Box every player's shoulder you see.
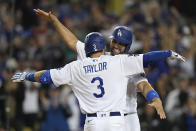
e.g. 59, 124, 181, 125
112, 54, 143, 63
128, 54, 140, 57
114, 54, 129, 57
112, 54, 130, 59
78, 57, 99, 65
77, 40, 85, 45
127, 53, 143, 60
76, 40, 85, 52
67, 59, 85, 67
105, 54, 129, 62
113, 53, 142, 57
105, 52, 111, 56
102, 54, 127, 59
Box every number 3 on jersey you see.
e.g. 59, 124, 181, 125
91, 77, 105, 98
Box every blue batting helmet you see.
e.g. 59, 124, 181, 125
85, 32, 106, 57
111, 26, 132, 52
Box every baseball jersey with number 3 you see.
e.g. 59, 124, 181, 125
50, 54, 144, 114
76, 40, 147, 113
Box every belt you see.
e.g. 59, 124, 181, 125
87, 112, 122, 117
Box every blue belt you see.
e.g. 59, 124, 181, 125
87, 112, 122, 117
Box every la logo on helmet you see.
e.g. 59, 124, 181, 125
117, 29, 122, 37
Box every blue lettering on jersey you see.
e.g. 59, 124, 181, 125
83, 62, 107, 74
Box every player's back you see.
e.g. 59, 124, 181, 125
50, 54, 144, 114
70, 55, 143, 114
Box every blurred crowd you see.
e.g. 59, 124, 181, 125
0, 0, 196, 131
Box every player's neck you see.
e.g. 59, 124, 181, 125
90, 51, 105, 58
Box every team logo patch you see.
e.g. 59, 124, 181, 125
93, 44, 98, 51
92, 59, 98, 62
117, 29, 122, 37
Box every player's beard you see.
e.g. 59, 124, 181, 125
111, 48, 124, 56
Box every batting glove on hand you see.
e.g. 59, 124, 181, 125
12, 72, 27, 82
170, 50, 185, 62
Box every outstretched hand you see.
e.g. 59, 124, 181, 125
33, 9, 56, 22
11, 72, 27, 82
170, 50, 185, 62
148, 98, 166, 119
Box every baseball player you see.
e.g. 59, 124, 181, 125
12, 32, 165, 131
33, 9, 185, 131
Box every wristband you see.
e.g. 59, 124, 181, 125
25, 73, 35, 82
146, 90, 160, 103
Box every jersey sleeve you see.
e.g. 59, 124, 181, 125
131, 73, 148, 86
50, 63, 72, 87
122, 54, 145, 76
76, 40, 87, 60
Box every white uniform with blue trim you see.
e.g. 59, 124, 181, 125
50, 47, 144, 131
76, 40, 147, 131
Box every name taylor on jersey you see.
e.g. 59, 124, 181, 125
83, 62, 107, 74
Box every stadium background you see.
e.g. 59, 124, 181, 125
0, 0, 195, 131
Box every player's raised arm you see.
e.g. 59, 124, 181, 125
137, 81, 166, 119
33, 9, 78, 53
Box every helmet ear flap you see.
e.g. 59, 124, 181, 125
125, 43, 131, 52
84, 35, 89, 44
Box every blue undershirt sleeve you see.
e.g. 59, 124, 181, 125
25, 73, 35, 82
143, 50, 171, 68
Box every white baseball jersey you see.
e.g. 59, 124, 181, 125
76, 40, 147, 114
50, 54, 144, 114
